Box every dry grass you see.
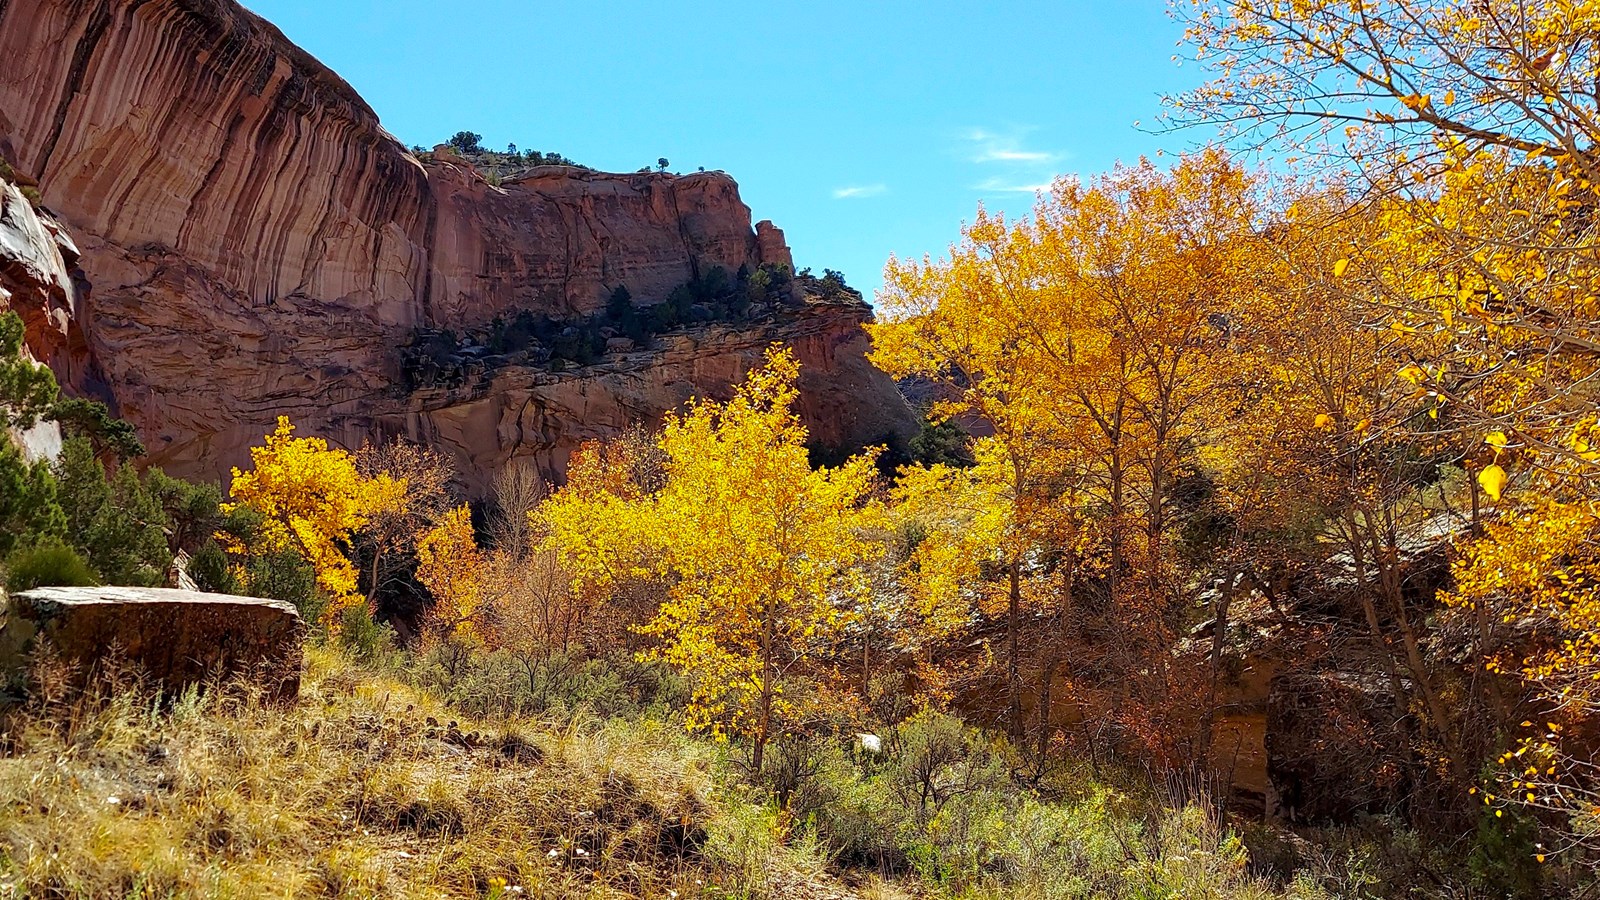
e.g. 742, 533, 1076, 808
0, 648, 1360, 900
0, 648, 772, 899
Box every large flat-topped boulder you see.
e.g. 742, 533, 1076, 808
0, 586, 305, 700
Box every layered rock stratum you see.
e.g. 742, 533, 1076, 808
0, 0, 914, 488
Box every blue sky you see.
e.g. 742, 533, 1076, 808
244, 0, 1208, 298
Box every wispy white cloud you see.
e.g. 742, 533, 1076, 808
960, 127, 1066, 198
971, 177, 1054, 194
980, 148, 1056, 163
963, 127, 1063, 166
832, 183, 887, 199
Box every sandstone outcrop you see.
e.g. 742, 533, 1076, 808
0, 586, 305, 699
0, 0, 912, 487
394, 294, 920, 492
0, 179, 75, 363
0, 171, 94, 460
754, 220, 795, 272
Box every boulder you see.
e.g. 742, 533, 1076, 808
0, 586, 305, 700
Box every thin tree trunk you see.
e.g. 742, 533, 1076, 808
753, 604, 776, 779
1199, 568, 1240, 760
1108, 444, 1125, 606
1343, 511, 1413, 713
1365, 518, 1453, 739
1008, 558, 1023, 742
1035, 655, 1062, 764
368, 547, 384, 605
862, 629, 872, 702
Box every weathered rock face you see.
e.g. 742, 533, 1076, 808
0, 172, 95, 460
0, 0, 910, 486
0, 180, 75, 361
0, 586, 305, 699
754, 220, 794, 272
393, 298, 920, 492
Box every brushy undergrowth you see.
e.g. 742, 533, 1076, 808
0, 648, 731, 898
0, 646, 1347, 899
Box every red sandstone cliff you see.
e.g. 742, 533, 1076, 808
0, 0, 913, 487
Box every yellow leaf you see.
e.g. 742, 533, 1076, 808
1479, 464, 1508, 501
1313, 413, 1333, 429
1333, 258, 1350, 278
1485, 431, 1509, 451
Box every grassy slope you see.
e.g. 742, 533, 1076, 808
0, 648, 1320, 900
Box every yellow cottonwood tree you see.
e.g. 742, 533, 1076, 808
535, 429, 665, 617
1178, 0, 1600, 843
1444, 498, 1600, 849
540, 348, 882, 774
888, 443, 1098, 749
355, 439, 454, 605
222, 416, 404, 623
870, 151, 1258, 757
415, 504, 488, 644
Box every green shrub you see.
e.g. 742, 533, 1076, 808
1467, 805, 1545, 899
0, 440, 64, 558
338, 604, 393, 660
399, 645, 688, 721
187, 541, 239, 594
4, 541, 98, 592
909, 418, 974, 468
53, 437, 169, 586
0, 311, 59, 430
244, 548, 323, 620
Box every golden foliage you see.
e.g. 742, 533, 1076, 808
355, 439, 455, 603
868, 150, 1262, 750
222, 417, 404, 622
415, 504, 488, 644
1178, 0, 1600, 850
539, 348, 881, 771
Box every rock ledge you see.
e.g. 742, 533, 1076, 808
1, 586, 305, 700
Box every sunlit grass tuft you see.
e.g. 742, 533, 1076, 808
0, 648, 734, 898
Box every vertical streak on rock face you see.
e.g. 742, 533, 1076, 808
34, 0, 113, 177
0, 0, 916, 488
